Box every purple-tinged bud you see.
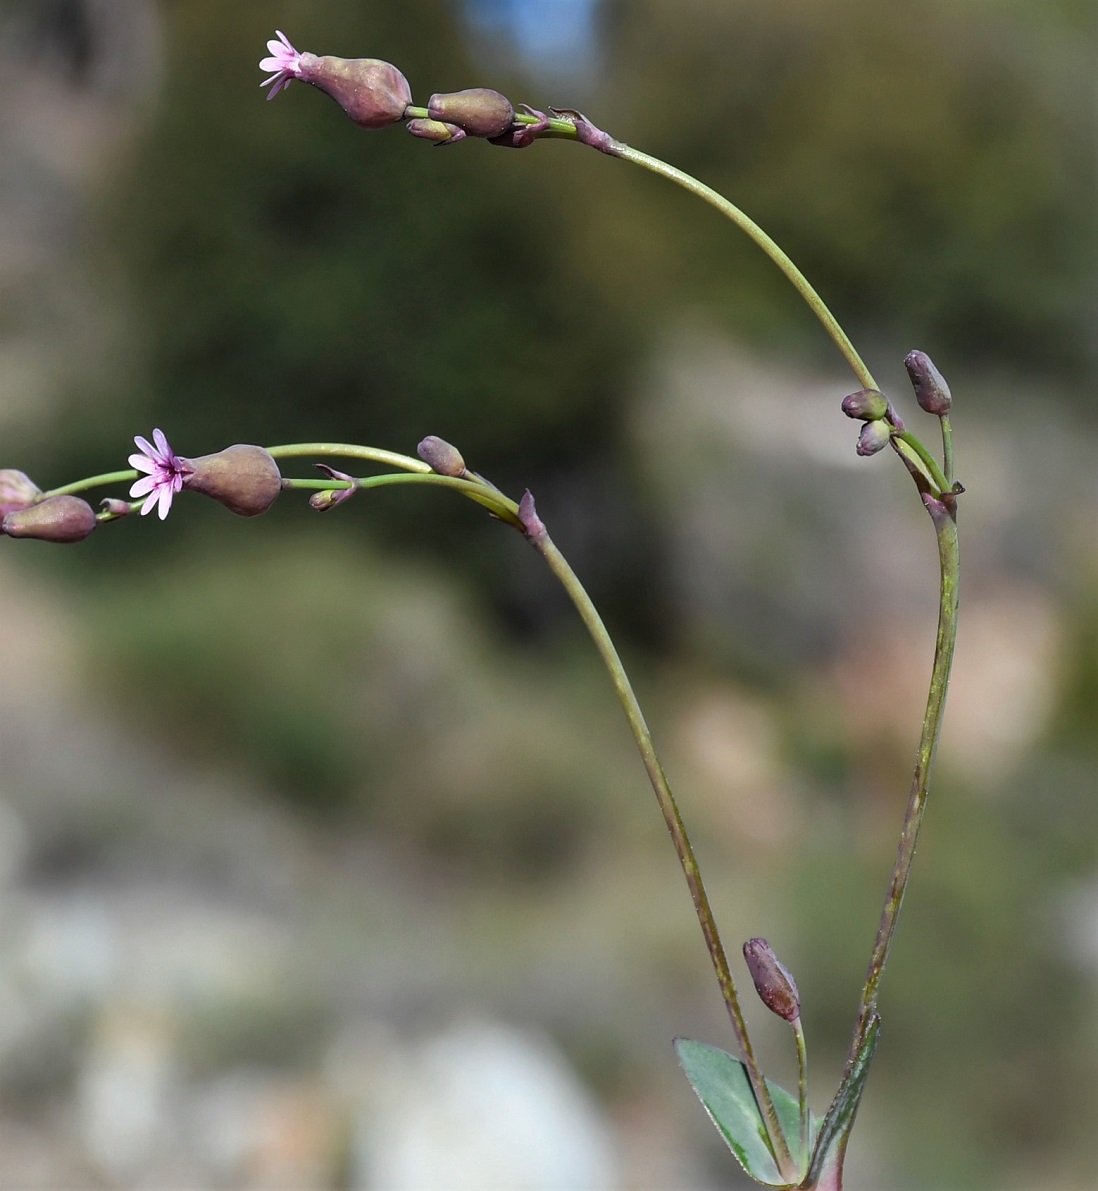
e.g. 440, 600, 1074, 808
182, 445, 282, 517
743, 938, 800, 1023
2, 495, 96, 543
406, 118, 466, 145
417, 436, 467, 477
841, 389, 889, 422
904, 350, 952, 416
309, 487, 355, 511
309, 464, 357, 511
489, 105, 550, 149
297, 55, 412, 129
0, 470, 42, 516
856, 419, 893, 457
99, 498, 134, 520
428, 89, 514, 139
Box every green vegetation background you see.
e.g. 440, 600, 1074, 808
3, 0, 1095, 1186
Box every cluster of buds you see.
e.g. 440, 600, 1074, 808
840, 387, 897, 457
841, 349, 951, 458
259, 31, 615, 154
1, 433, 282, 545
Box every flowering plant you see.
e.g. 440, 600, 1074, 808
0, 28, 963, 1190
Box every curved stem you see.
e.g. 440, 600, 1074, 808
528, 530, 796, 1181
265, 443, 430, 473
606, 144, 878, 394
851, 499, 959, 1052
44, 469, 137, 498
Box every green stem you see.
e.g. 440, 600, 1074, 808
894, 431, 949, 496
44, 469, 137, 498
851, 498, 959, 1052
606, 144, 878, 394
528, 529, 796, 1181
794, 1017, 809, 1168
939, 416, 955, 488
265, 443, 430, 473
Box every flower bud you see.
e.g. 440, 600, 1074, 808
428, 89, 514, 139
182, 445, 282, 517
0, 470, 42, 516
841, 389, 889, 422
417, 436, 467, 477
2, 495, 97, 543
309, 487, 355, 511
297, 55, 412, 129
856, 419, 893, 457
743, 938, 800, 1023
99, 498, 134, 520
904, 350, 952, 416
406, 118, 466, 145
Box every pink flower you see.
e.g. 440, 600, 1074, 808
259, 30, 306, 100
129, 429, 188, 520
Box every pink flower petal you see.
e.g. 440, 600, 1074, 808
130, 475, 157, 498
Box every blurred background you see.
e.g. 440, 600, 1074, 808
0, 0, 1095, 1187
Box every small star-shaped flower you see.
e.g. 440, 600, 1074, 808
259, 30, 306, 100
129, 429, 188, 520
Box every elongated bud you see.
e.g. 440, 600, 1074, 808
428, 89, 514, 139
856, 420, 893, 457
406, 118, 466, 145
904, 350, 952, 416
182, 445, 282, 517
841, 389, 889, 422
2, 495, 97, 543
299, 55, 412, 129
743, 938, 800, 1023
0, 470, 42, 516
417, 436, 467, 477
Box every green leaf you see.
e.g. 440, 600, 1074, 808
804, 1013, 881, 1189
675, 1037, 816, 1187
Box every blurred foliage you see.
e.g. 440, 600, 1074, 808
2, 1, 1093, 1187
596, 0, 1096, 378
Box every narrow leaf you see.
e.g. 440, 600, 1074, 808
804, 1013, 881, 1189
675, 1037, 816, 1187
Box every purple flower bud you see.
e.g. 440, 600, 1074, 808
840, 389, 889, 422
489, 106, 550, 149
182, 445, 282, 517
259, 32, 411, 130
743, 938, 800, 1023
856, 419, 893, 457
417, 436, 467, 477
0, 470, 42, 516
428, 89, 514, 139
904, 350, 952, 416
2, 495, 97, 543
99, 498, 134, 520
406, 118, 466, 145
